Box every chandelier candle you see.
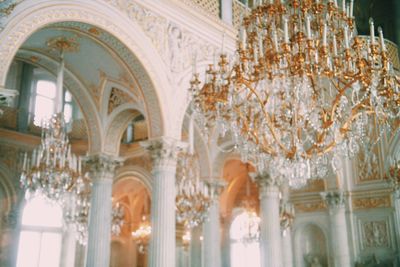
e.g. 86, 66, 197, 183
189, 0, 400, 188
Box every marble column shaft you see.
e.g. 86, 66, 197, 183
190, 225, 203, 267
141, 137, 184, 267
255, 174, 282, 267
281, 229, 294, 267
280, 183, 294, 267
393, 191, 400, 249
203, 180, 224, 267
321, 191, 351, 267
85, 154, 120, 267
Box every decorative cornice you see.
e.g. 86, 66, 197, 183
140, 137, 186, 170
84, 154, 122, 180
321, 191, 346, 209
352, 195, 391, 210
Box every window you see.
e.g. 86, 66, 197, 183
64, 91, 73, 124
230, 211, 261, 267
16, 195, 63, 267
33, 81, 56, 126
32, 80, 74, 126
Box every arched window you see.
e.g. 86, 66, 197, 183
230, 210, 261, 267
16, 195, 63, 267
32, 79, 74, 126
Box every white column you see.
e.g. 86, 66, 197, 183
203, 179, 225, 267
393, 190, 400, 262
221, 0, 233, 24
85, 154, 120, 267
141, 137, 184, 267
190, 226, 202, 267
280, 182, 294, 267
221, 220, 231, 267
281, 230, 293, 267
254, 173, 282, 267
280, 203, 294, 267
60, 223, 77, 267
321, 191, 351, 267
1, 204, 21, 267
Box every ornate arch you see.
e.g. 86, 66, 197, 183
114, 165, 153, 193
0, 0, 171, 142
15, 49, 102, 153
103, 108, 141, 155
0, 163, 17, 214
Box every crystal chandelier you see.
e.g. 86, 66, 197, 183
176, 116, 211, 228
240, 169, 261, 244
20, 38, 83, 201
132, 215, 151, 254
64, 174, 92, 245
190, 0, 400, 188
175, 152, 211, 228
239, 209, 261, 244
111, 202, 125, 236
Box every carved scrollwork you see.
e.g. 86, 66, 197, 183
321, 191, 345, 209
352, 196, 391, 210
140, 137, 185, 171
108, 87, 134, 114
84, 154, 122, 180
102, 0, 217, 75
362, 220, 389, 248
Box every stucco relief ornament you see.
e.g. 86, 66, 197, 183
140, 138, 185, 169
85, 154, 122, 179
0, 0, 23, 30
102, 0, 216, 76
363, 221, 389, 248
321, 191, 345, 208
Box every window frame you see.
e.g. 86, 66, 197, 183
30, 69, 75, 127
16, 196, 64, 267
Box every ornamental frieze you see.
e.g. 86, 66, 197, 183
352, 195, 391, 210
102, 0, 218, 75
294, 201, 326, 213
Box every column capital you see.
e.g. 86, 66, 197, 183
140, 136, 186, 169
204, 177, 226, 200
84, 154, 122, 181
320, 190, 345, 209
393, 189, 400, 199
250, 172, 281, 188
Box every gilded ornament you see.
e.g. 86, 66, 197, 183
352, 196, 391, 210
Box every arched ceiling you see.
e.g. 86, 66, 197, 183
19, 22, 143, 102
113, 177, 151, 234
220, 160, 259, 218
